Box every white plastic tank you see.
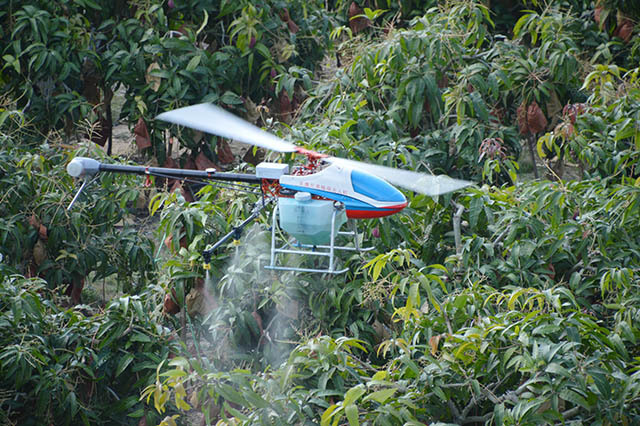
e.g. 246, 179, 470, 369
278, 192, 346, 245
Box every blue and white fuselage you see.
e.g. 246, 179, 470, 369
279, 163, 408, 219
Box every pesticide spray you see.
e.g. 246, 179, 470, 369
203, 222, 301, 366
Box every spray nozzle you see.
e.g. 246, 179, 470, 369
202, 248, 212, 270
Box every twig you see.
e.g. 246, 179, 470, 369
561, 406, 582, 421
451, 201, 465, 255
447, 398, 461, 421
443, 311, 454, 335
528, 134, 539, 179
461, 413, 493, 424
500, 373, 539, 404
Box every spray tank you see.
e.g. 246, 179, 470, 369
278, 192, 347, 245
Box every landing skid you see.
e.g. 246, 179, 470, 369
265, 204, 374, 274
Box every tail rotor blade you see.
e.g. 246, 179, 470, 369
327, 157, 472, 196
156, 103, 297, 153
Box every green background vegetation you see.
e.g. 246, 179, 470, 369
1, 0, 639, 424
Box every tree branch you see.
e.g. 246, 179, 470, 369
461, 412, 493, 424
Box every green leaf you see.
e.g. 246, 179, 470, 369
532, 324, 560, 336
186, 55, 201, 72
433, 386, 447, 402
220, 91, 243, 105
494, 403, 505, 425
254, 42, 271, 59
241, 388, 269, 409
363, 388, 397, 404
343, 385, 366, 406
559, 388, 590, 410
608, 333, 629, 360
223, 401, 248, 421
469, 195, 483, 229
545, 362, 570, 378
470, 92, 488, 122
116, 353, 135, 377
321, 404, 339, 426
345, 404, 359, 426
218, 383, 248, 407
127, 407, 145, 418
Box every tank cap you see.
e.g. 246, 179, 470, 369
294, 191, 312, 201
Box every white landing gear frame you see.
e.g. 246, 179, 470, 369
264, 203, 374, 274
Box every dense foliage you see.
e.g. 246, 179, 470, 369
0, 0, 337, 163
0, 109, 155, 296
0, 273, 176, 425
1, 0, 640, 425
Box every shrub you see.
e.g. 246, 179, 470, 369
0, 273, 177, 425
0, 110, 155, 297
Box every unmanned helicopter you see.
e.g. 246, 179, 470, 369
67, 103, 471, 274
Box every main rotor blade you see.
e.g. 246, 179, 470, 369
327, 157, 472, 196
157, 104, 471, 195
156, 103, 297, 153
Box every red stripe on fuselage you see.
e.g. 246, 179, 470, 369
346, 202, 407, 219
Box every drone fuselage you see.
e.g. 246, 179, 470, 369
67, 156, 408, 219
278, 163, 407, 219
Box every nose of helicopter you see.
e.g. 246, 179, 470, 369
346, 169, 407, 218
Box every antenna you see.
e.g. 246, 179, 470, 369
66, 178, 92, 210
